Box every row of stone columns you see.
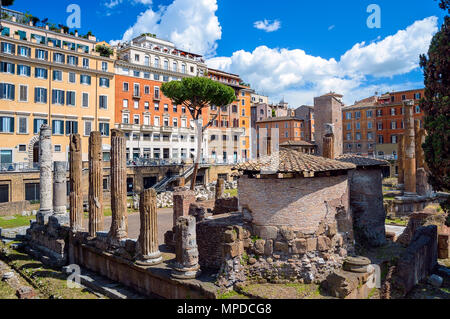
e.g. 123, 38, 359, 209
39, 126, 200, 279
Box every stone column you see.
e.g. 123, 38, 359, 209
171, 215, 201, 279
215, 178, 225, 199
38, 124, 53, 224
88, 132, 104, 237
108, 129, 128, 244
323, 134, 335, 160
398, 135, 405, 185
53, 162, 67, 215
136, 188, 162, 265
69, 134, 83, 231
414, 120, 425, 169
403, 101, 416, 194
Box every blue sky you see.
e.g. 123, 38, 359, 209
6, 0, 447, 105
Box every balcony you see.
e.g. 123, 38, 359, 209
118, 123, 141, 131
141, 125, 154, 132
153, 95, 161, 101
161, 126, 174, 133
133, 92, 141, 99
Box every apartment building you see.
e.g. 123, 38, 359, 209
0, 8, 115, 166
294, 105, 315, 143
342, 89, 425, 159
206, 68, 251, 163
255, 116, 305, 156
114, 34, 207, 163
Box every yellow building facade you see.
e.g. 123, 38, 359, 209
0, 16, 115, 166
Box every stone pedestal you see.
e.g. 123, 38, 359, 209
172, 188, 196, 229
53, 162, 67, 215
136, 188, 162, 266
403, 101, 416, 194
215, 178, 225, 199
69, 134, 83, 232
108, 129, 128, 245
172, 216, 201, 279
88, 132, 104, 237
38, 124, 53, 222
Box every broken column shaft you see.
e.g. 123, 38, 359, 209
39, 124, 53, 217
108, 129, 128, 244
323, 134, 335, 160
69, 134, 83, 232
215, 178, 225, 199
136, 188, 162, 265
403, 101, 416, 194
53, 161, 67, 215
398, 135, 405, 185
88, 131, 104, 237
172, 215, 201, 279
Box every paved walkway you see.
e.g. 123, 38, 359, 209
100, 208, 173, 243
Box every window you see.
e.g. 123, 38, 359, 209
144, 86, 150, 95
123, 82, 129, 92
144, 72, 150, 79
173, 118, 178, 127
391, 135, 398, 144
67, 55, 78, 66
377, 109, 382, 116
367, 132, 373, 140
53, 70, 63, 81
35, 68, 48, 79
52, 89, 65, 105
154, 103, 159, 111
164, 60, 168, 70
401, 95, 406, 101
356, 133, 361, 141
99, 123, 110, 137
143, 115, 150, 126
35, 49, 48, 60
181, 118, 187, 128
84, 121, 92, 136
134, 101, 139, 109
133, 70, 140, 77
133, 84, 140, 97
181, 64, 186, 73
19, 85, 28, 102
1, 42, 15, 54
173, 105, 178, 113
52, 120, 64, 135
0, 62, 14, 74
133, 115, 140, 125
18, 45, 30, 57
164, 104, 169, 112
366, 110, 373, 118
53, 53, 65, 63
65, 121, 78, 135
17, 65, 31, 77
391, 108, 396, 116
54, 145, 62, 152
123, 99, 128, 108
154, 116, 160, 127
163, 75, 169, 82
99, 95, 108, 109
82, 93, 89, 108
355, 111, 361, 119
18, 117, 27, 134
164, 118, 169, 127
346, 123, 351, 130
356, 122, 361, 130
0, 150, 12, 165
69, 72, 76, 83
415, 105, 421, 114
34, 88, 47, 103
144, 102, 149, 110
135, 54, 140, 62
154, 74, 160, 81
346, 112, 352, 120
391, 121, 397, 129
415, 93, 421, 100
18, 144, 26, 152
0, 117, 14, 133
66, 91, 76, 106
367, 122, 373, 129
377, 122, 383, 130
122, 113, 129, 124
154, 87, 160, 99
80, 74, 91, 85
99, 78, 110, 88
82, 58, 89, 68
33, 119, 47, 134
102, 62, 108, 72
0, 83, 14, 100
173, 62, 177, 72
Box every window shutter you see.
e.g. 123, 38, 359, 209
65, 121, 70, 135
11, 44, 15, 54
9, 117, 14, 133
10, 85, 15, 100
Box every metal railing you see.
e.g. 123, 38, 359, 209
0, 162, 40, 172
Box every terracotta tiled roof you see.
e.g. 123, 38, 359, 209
280, 140, 316, 147
336, 154, 389, 167
235, 149, 356, 174
256, 116, 301, 124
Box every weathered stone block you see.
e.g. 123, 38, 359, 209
264, 240, 273, 256
280, 226, 295, 241
293, 239, 307, 254
306, 238, 317, 252
255, 226, 278, 240
223, 230, 237, 243
274, 241, 289, 254
223, 242, 241, 258
317, 236, 332, 251
254, 239, 266, 255
327, 223, 337, 237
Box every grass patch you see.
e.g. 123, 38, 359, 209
385, 218, 408, 226
218, 290, 248, 299
0, 215, 35, 229
83, 208, 138, 219
383, 196, 396, 201
225, 189, 238, 197
0, 279, 18, 299
0, 243, 103, 299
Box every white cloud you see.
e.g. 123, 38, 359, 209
254, 19, 281, 32
328, 25, 335, 31
113, 0, 221, 57
207, 17, 438, 106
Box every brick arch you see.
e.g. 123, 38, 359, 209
27, 135, 40, 165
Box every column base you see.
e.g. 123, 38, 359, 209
37, 210, 53, 225
136, 252, 163, 266
171, 264, 201, 280
53, 206, 67, 215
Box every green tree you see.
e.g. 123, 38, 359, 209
95, 44, 114, 58
2, 0, 15, 6
162, 77, 236, 190
419, 0, 450, 222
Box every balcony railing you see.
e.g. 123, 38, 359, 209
0, 162, 40, 172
